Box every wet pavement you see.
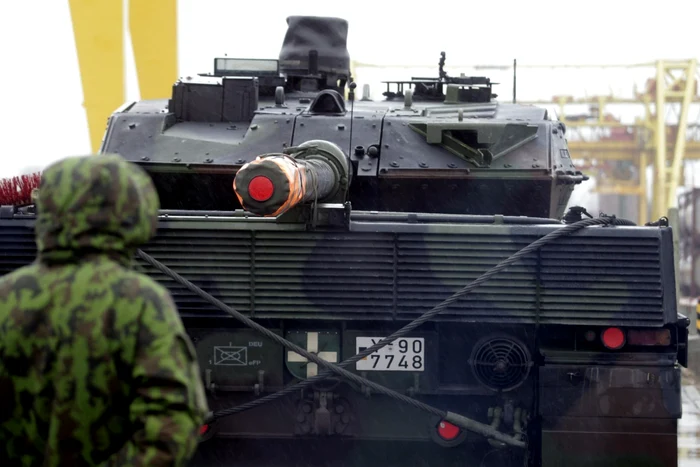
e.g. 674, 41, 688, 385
681, 364, 700, 466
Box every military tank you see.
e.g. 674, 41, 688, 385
0, 15, 689, 467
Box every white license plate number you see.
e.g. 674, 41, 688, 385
355, 337, 425, 372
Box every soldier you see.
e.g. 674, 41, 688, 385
0, 154, 209, 465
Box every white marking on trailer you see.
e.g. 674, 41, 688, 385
287, 332, 338, 378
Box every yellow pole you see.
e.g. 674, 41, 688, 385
667, 59, 697, 210
129, 0, 179, 99
652, 61, 667, 219
68, 0, 124, 153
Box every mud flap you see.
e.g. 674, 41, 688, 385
540, 364, 680, 467
541, 417, 676, 467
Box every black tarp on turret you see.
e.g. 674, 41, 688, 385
278, 16, 350, 76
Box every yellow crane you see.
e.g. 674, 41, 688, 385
68, 0, 178, 154
512, 61, 700, 224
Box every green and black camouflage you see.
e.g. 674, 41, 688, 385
0, 154, 209, 466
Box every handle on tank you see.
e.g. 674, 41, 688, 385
554, 170, 589, 185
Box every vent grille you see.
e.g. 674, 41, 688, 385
396, 234, 664, 326
470, 335, 532, 392
0, 223, 665, 326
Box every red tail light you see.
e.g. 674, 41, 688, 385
437, 420, 460, 441
627, 329, 671, 346
199, 424, 210, 436
601, 327, 626, 350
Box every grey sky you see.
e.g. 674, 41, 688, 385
0, 0, 698, 178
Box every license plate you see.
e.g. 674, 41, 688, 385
355, 337, 425, 372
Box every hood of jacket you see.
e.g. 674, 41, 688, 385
34, 153, 160, 266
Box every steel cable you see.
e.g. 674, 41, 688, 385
211, 215, 633, 417
136, 214, 632, 447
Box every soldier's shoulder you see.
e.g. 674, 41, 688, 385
120, 264, 164, 289
120, 266, 174, 303
117, 266, 180, 323
0, 262, 42, 297
0, 261, 42, 280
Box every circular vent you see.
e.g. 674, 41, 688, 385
469, 335, 532, 392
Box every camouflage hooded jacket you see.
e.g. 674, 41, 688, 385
0, 154, 209, 466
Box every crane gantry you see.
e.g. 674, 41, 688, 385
514, 61, 700, 224
68, 0, 178, 154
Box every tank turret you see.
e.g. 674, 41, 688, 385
99, 15, 588, 220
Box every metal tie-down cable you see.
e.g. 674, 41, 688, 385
137, 214, 634, 449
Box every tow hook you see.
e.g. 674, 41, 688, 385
487, 406, 504, 448
314, 392, 332, 435
487, 405, 528, 448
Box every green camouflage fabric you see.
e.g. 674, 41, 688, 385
0, 154, 209, 466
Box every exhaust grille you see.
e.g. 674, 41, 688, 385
0, 221, 668, 326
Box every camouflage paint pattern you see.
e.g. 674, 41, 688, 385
0, 154, 208, 466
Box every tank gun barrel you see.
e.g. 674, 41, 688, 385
233, 140, 351, 217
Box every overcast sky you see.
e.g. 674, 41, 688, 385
0, 0, 698, 178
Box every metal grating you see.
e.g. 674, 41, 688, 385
396, 234, 663, 326
0, 223, 665, 326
